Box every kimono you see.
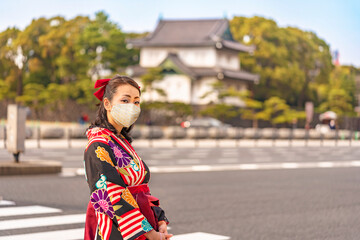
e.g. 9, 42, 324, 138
83, 127, 169, 240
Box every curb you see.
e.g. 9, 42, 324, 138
0, 160, 62, 176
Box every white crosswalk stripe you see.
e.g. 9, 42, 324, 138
172, 232, 230, 240
0, 205, 61, 217
0, 200, 15, 206
0, 201, 229, 239
0, 214, 86, 231
0, 200, 85, 239
0, 228, 84, 240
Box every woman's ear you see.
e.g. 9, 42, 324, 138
103, 98, 111, 111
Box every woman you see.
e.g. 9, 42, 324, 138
84, 75, 172, 240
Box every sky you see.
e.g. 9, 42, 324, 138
0, 0, 359, 67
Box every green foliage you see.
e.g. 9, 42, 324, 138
141, 67, 164, 91
199, 103, 238, 122
318, 88, 354, 117
0, 79, 15, 101
140, 67, 166, 101
256, 97, 306, 125
200, 81, 229, 102
1, 12, 358, 123
314, 66, 356, 117
15, 83, 46, 118
230, 16, 333, 107
0, 11, 140, 117
0, 27, 21, 97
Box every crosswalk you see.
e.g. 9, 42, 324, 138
0, 200, 230, 240
0, 200, 85, 240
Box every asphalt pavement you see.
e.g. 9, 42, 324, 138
1, 140, 360, 239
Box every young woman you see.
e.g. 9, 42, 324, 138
84, 75, 172, 240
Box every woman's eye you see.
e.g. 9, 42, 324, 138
135, 101, 140, 105
121, 99, 129, 103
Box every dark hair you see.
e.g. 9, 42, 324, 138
88, 75, 141, 143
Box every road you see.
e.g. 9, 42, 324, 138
1, 143, 360, 239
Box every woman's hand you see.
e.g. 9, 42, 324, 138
144, 229, 173, 240
158, 221, 172, 239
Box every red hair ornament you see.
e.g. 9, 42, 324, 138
93, 78, 141, 101
93, 78, 111, 101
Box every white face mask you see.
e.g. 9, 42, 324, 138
110, 103, 141, 128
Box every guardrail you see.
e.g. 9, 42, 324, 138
0, 125, 359, 149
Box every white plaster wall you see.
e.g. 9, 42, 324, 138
140, 48, 168, 67
177, 48, 216, 68
135, 75, 249, 106
216, 51, 240, 70
192, 77, 219, 105
134, 75, 191, 103
139, 47, 243, 71
139, 47, 217, 68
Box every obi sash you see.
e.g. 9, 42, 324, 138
128, 184, 160, 231
84, 183, 159, 240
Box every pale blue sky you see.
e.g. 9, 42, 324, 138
0, 0, 359, 67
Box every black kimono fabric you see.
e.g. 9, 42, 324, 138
84, 127, 168, 240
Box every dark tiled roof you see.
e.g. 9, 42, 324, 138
126, 54, 259, 83
127, 19, 254, 53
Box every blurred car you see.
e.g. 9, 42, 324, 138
180, 117, 231, 128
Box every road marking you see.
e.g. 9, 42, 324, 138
318, 162, 334, 168
192, 165, 212, 171
239, 164, 259, 170
65, 160, 360, 175
0, 200, 15, 206
0, 205, 61, 217
172, 232, 230, 240
149, 160, 360, 173
282, 163, 299, 169
0, 228, 84, 240
0, 214, 85, 230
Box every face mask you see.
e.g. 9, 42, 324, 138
110, 103, 141, 128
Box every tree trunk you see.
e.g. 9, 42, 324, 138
16, 69, 23, 96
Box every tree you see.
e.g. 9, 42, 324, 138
318, 89, 354, 117
256, 97, 305, 126
15, 83, 46, 119
230, 16, 333, 107
140, 67, 166, 101
199, 103, 238, 122
315, 66, 356, 117
0, 27, 22, 98
200, 80, 229, 103
230, 89, 263, 128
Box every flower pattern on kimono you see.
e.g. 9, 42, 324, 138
95, 146, 114, 167
95, 174, 107, 189
91, 189, 115, 219
122, 188, 139, 208
108, 140, 131, 168
141, 219, 153, 232
130, 159, 140, 172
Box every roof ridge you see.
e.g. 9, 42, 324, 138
143, 19, 166, 41
157, 18, 225, 22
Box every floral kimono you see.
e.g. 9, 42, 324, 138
84, 127, 169, 240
